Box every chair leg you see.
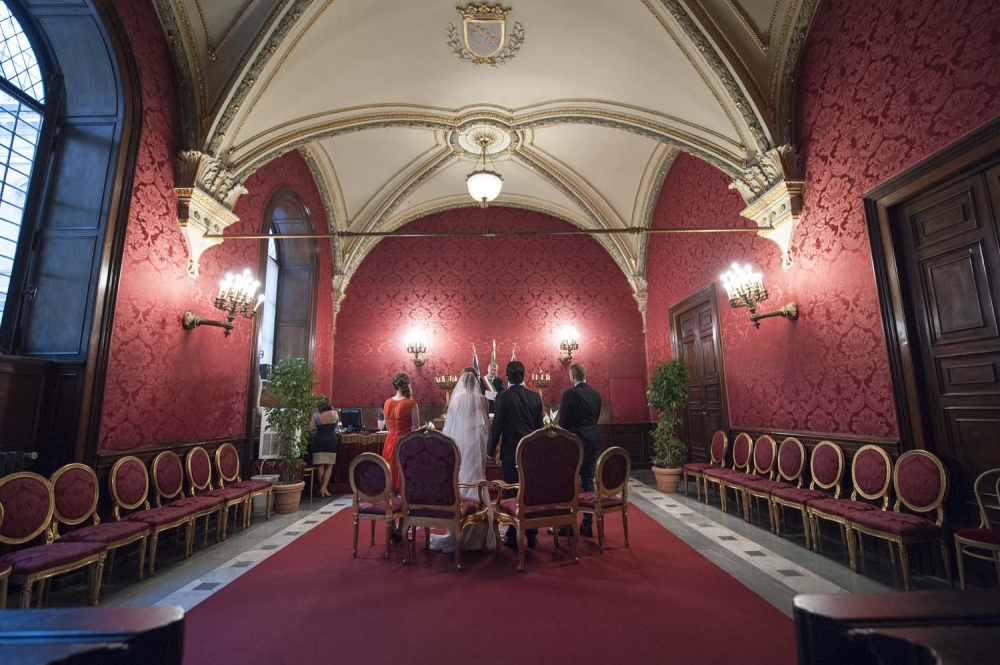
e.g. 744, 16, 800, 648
493, 519, 502, 558
570, 521, 580, 564
940, 537, 953, 588
517, 526, 526, 572
811, 515, 821, 552
846, 527, 859, 572
383, 518, 392, 560
20, 581, 34, 609
220, 508, 229, 541
37, 578, 48, 607
623, 508, 629, 548
683, 470, 689, 496
137, 536, 147, 582
454, 524, 463, 572
424, 527, 430, 551
899, 541, 912, 590
184, 520, 195, 558
265, 489, 272, 520
0, 573, 7, 609
107, 548, 116, 576
955, 541, 966, 590
370, 520, 376, 546
88, 555, 106, 607
148, 531, 160, 576
719, 485, 728, 513
597, 515, 606, 553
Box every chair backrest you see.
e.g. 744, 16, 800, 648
0, 472, 54, 545
971, 468, 1000, 530
776, 437, 806, 487
109, 456, 151, 519
596, 447, 630, 500
709, 431, 728, 467
731, 432, 753, 472
152, 451, 186, 506
893, 450, 947, 524
809, 441, 845, 497
186, 446, 215, 494
516, 427, 583, 508
850, 445, 893, 509
397, 430, 460, 510
350, 453, 392, 505
50, 464, 99, 530
752, 435, 777, 478
215, 443, 242, 485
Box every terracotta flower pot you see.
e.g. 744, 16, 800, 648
273, 481, 305, 514
652, 466, 682, 493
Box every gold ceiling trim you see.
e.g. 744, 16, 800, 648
298, 145, 343, 275
768, 0, 800, 104
170, 0, 207, 127
722, 0, 781, 52
193, 0, 259, 61
634, 145, 679, 278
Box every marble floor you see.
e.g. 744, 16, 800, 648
40, 474, 954, 617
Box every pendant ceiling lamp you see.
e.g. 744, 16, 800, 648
466, 134, 503, 207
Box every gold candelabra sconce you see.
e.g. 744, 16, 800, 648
531, 372, 551, 402
435, 374, 458, 415
183, 268, 263, 337
720, 262, 799, 329
558, 327, 579, 364
406, 341, 427, 366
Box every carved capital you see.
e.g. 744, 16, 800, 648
740, 179, 804, 268
331, 273, 349, 334
175, 151, 248, 277
631, 274, 648, 333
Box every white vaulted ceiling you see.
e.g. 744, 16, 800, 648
156, 0, 820, 282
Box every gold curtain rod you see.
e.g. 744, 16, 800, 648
204, 225, 771, 240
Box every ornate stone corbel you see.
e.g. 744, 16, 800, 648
175, 150, 248, 277
331, 272, 349, 335
630, 275, 648, 333
731, 145, 803, 268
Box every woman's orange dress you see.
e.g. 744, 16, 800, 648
381, 397, 416, 490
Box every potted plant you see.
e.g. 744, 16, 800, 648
263, 356, 318, 513
647, 360, 691, 492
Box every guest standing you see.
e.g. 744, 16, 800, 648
488, 360, 543, 548
381, 371, 421, 491
309, 399, 340, 498
558, 363, 603, 537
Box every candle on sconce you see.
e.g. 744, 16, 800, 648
545, 373, 550, 381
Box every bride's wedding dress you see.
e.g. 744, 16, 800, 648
429, 371, 497, 554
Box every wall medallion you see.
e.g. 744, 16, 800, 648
447, 3, 524, 67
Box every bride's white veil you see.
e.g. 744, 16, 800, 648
443, 370, 488, 470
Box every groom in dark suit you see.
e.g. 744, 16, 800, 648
558, 363, 603, 538
488, 360, 543, 548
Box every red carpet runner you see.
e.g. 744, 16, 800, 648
184, 506, 796, 664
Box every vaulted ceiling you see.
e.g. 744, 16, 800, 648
155, 0, 820, 289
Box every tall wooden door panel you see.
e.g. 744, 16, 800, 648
894, 166, 1000, 498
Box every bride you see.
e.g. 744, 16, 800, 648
430, 368, 496, 554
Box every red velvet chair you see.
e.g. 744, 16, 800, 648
0, 504, 11, 609
397, 430, 491, 571
349, 452, 402, 560
731, 435, 778, 523
493, 427, 583, 572
737, 436, 807, 532
109, 456, 195, 576
954, 468, 1000, 589
0, 473, 107, 608
848, 449, 952, 590
770, 440, 844, 549
578, 446, 630, 553
152, 452, 225, 546
682, 431, 727, 502
807, 445, 892, 568
50, 463, 149, 582
214, 442, 270, 529
185, 446, 252, 540
703, 432, 753, 515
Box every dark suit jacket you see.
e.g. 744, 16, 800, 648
558, 382, 603, 456
488, 384, 543, 466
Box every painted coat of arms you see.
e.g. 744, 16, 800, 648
447, 3, 524, 67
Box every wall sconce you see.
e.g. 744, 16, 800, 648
404, 331, 427, 366
558, 327, 579, 364
720, 262, 799, 328
183, 268, 263, 337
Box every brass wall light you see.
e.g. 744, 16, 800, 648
405, 331, 428, 366
183, 268, 263, 337
558, 327, 579, 364
720, 262, 799, 328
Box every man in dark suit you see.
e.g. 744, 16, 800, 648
480, 362, 505, 414
558, 363, 603, 538
488, 360, 543, 548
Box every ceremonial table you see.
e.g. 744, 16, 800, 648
331, 431, 387, 494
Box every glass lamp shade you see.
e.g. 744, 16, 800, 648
466, 169, 503, 204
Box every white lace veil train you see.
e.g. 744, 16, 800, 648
443, 370, 489, 498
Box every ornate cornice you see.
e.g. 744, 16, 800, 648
153, 0, 201, 147
774, 0, 821, 145
635, 146, 679, 277
298, 146, 342, 275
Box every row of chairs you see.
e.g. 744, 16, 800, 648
349, 427, 631, 572
0, 443, 272, 609
684, 432, 1000, 589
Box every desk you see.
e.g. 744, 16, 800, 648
331, 432, 387, 494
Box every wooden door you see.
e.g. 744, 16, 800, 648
892, 163, 1000, 500
671, 285, 728, 462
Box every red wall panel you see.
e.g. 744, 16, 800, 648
331, 208, 647, 418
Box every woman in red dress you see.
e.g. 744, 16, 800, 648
381, 371, 421, 491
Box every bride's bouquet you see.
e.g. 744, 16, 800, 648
542, 409, 559, 428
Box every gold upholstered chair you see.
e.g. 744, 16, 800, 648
186, 446, 250, 541
578, 446, 630, 553
703, 432, 753, 514
954, 468, 1000, 589
214, 442, 273, 528
152, 451, 225, 547
770, 440, 845, 549
682, 430, 727, 502
492, 427, 583, 572
349, 452, 402, 559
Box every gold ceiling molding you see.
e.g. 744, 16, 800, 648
634, 145, 679, 278
193, 0, 259, 61
772, 0, 820, 146
722, 0, 782, 52
153, 0, 202, 147
298, 145, 344, 276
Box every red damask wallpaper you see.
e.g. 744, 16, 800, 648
645, 0, 1000, 437
331, 208, 647, 418
99, 1, 332, 449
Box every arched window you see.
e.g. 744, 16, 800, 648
257, 234, 279, 372
0, 0, 47, 328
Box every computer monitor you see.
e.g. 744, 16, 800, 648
339, 408, 362, 432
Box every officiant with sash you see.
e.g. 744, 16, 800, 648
475, 342, 505, 414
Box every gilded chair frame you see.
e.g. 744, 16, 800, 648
578, 446, 630, 553
0, 504, 8, 609
770, 437, 829, 548
741, 435, 778, 524
109, 456, 194, 576
396, 431, 491, 571
153, 451, 223, 546
492, 427, 584, 572
955, 468, 1000, 589
213, 443, 254, 531
50, 463, 148, 582
705, 432, 748, 509
848, 450, 951, 590
349, 452, 402, 560
807, 445, 891, 567
186, 446, 244, 541
0, 473, 106, 608
683, 431, 727, 502
717, 433, 754, 515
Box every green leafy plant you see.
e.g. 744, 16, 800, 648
263, 356, 318, 484
647, 360, 691, 468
